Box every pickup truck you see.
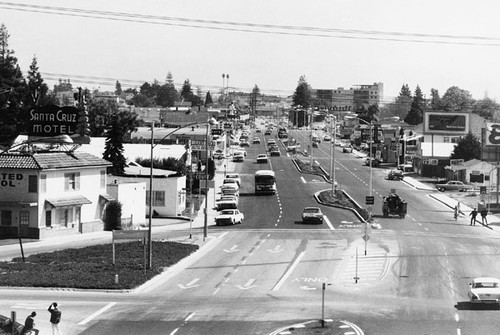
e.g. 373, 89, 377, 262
435, 181, 474, 192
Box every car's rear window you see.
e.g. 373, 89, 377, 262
474, 282, 499, 288
304, 208, 320, 213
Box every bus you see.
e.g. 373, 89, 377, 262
255, 170, 276, 195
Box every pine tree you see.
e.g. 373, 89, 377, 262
404, 85, 425, 125
103, 113, 127, 175
115, 81, 122, 95
204, 91, 213, 107
292, 76, 311, 108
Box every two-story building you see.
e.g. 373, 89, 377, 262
0, 151, 112, 239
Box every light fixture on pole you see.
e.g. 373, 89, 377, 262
203, 117, 219, 241
147, 119, 217, 269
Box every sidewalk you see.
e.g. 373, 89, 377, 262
403, 176, 500, 232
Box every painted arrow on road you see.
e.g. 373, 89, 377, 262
223, 245, 239, 253
267, 245, 284, 253
236, 278, 257, 290
177, 278, 200, 289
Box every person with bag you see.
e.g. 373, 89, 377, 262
48, 302, 62, 335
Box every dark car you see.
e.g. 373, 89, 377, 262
270, 148, 281, 156
387, 169, 404, 180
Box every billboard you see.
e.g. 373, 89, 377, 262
424, 112, 469, 135
28, 105, 80, 137
485, 123, 500, 146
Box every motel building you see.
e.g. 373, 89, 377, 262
0, 145, 113, 240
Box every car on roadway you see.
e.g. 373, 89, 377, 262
252, 137, 261, 144
264, 129, 272, 135
468, 277, 500, 304
215, 209, 244, 226
221, 183, 239, 196
387, 169, 404, 181
215, 197, 238, 211
364, 157, 381, 167
435, 181, 474, 192
225, 173, 241, 186
239, 139, 250, 147
256, 128, 262, 133
323, 135, 331, 141
256, 154, 269, 163
312, 141, 319, 148
267, 139, 276, 146
213, 149, 226, 160
223, 178, 239, 189
233, 151, 245, 162
342, 144, 353, 153
302, 207, 324, 224
270, 148, 281, 156
397, 163, 413, 172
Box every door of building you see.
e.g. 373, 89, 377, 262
19, 211, 30, 237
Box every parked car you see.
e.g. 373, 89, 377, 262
435, 181, 474, 192
364, 157, 381, 167
397, 163, 413, 172
302, 207, 324, 224
256, 128, 262, 133
215, 209, 244, 226
312, 142, 318, 148
217, 195, 239, 204
252, 137, 261, 144
387, 170, 404, 180
256, 154, 269, 163
323, 135, 331, 141
225, 173, 241, 186
286, 143, 301, 152
468, 277, 500, 304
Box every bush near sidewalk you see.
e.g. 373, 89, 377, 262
0, 241, 198, 290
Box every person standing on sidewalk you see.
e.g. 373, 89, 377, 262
470, 208, 478, 225
480, 208, 488, 226
48, 302, 62, 335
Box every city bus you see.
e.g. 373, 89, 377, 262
254, 170, 276, 195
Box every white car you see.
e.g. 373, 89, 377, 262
252, 137, 261, 144
468, 277, 500, 304
221, 183, 239, 196
215, 198, 238, 211
223, 178, 239, 189
215, 209, 244, 226
225, 173, 241, 186
256, 154, 269, 163
213, 149, 225, 159
302, 207, 324, 224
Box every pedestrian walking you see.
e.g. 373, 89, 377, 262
470, 208, 478, 226
481, 208, 488, 226
21, 311, 38, 335
48, 302, 62, 335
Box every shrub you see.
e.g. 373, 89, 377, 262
103, 200, 122, 231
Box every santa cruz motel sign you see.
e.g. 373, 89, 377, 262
28, 105, 79, 137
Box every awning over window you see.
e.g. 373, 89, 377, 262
45, 196, 91, 208
99, 194, 116, 203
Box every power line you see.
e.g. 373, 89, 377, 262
2, 2, 500, 46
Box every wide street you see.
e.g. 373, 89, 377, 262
2, 125, 500, 334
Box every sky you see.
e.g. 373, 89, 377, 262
2, 0, 500, 103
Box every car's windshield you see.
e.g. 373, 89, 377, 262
474, 282, 499, 288
221, 210, 235, 215
304, 208, 320, 213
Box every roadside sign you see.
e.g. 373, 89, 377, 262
480, 186, 487, 195
362, 234, 370, 242
366, 196, 374, 205
212, 128, 223, 135
199, 180, 215, 188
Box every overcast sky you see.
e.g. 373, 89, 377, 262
2, 0, 500, 103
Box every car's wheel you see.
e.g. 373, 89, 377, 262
438, 187, 445, 192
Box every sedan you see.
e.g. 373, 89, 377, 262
270, 148, 281, 156
302, 207, 324, 224
468, 277, 500, 304
215, 209, 244, 226
435, 181, 474, 192
256, 154, 269, 163
252, 137, 261, 144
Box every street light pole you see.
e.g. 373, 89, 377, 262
147, 121, 154, 269
203, 123, 209, 241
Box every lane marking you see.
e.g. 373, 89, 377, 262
170, 328, 179, 335
300, 176, 306, 183
324, 216, 335, 230
272, 251, 305, 291
78, 302, 117, 325
184, 312, 195, 321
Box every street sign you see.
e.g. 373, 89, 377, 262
366, 196, 374, 205
480, 186, 487, 195
362, 234, 370, 242
192, 172, 206, 180
199, 180, 215, 188
212, 128, 223, 135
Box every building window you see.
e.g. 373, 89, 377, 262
45, 210, 52, 227
40, 174, 47, 193
1, 210, 12, 226
64, 172, 80, 191
443, 137, 450, 143
28, 175, 37, 193
146, 191, 166, 207
20, 211, 29, 226
100, 170, 106, 188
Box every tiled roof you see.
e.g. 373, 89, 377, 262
0, 152, 112, 170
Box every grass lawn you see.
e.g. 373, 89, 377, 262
0, 241, 198, 290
